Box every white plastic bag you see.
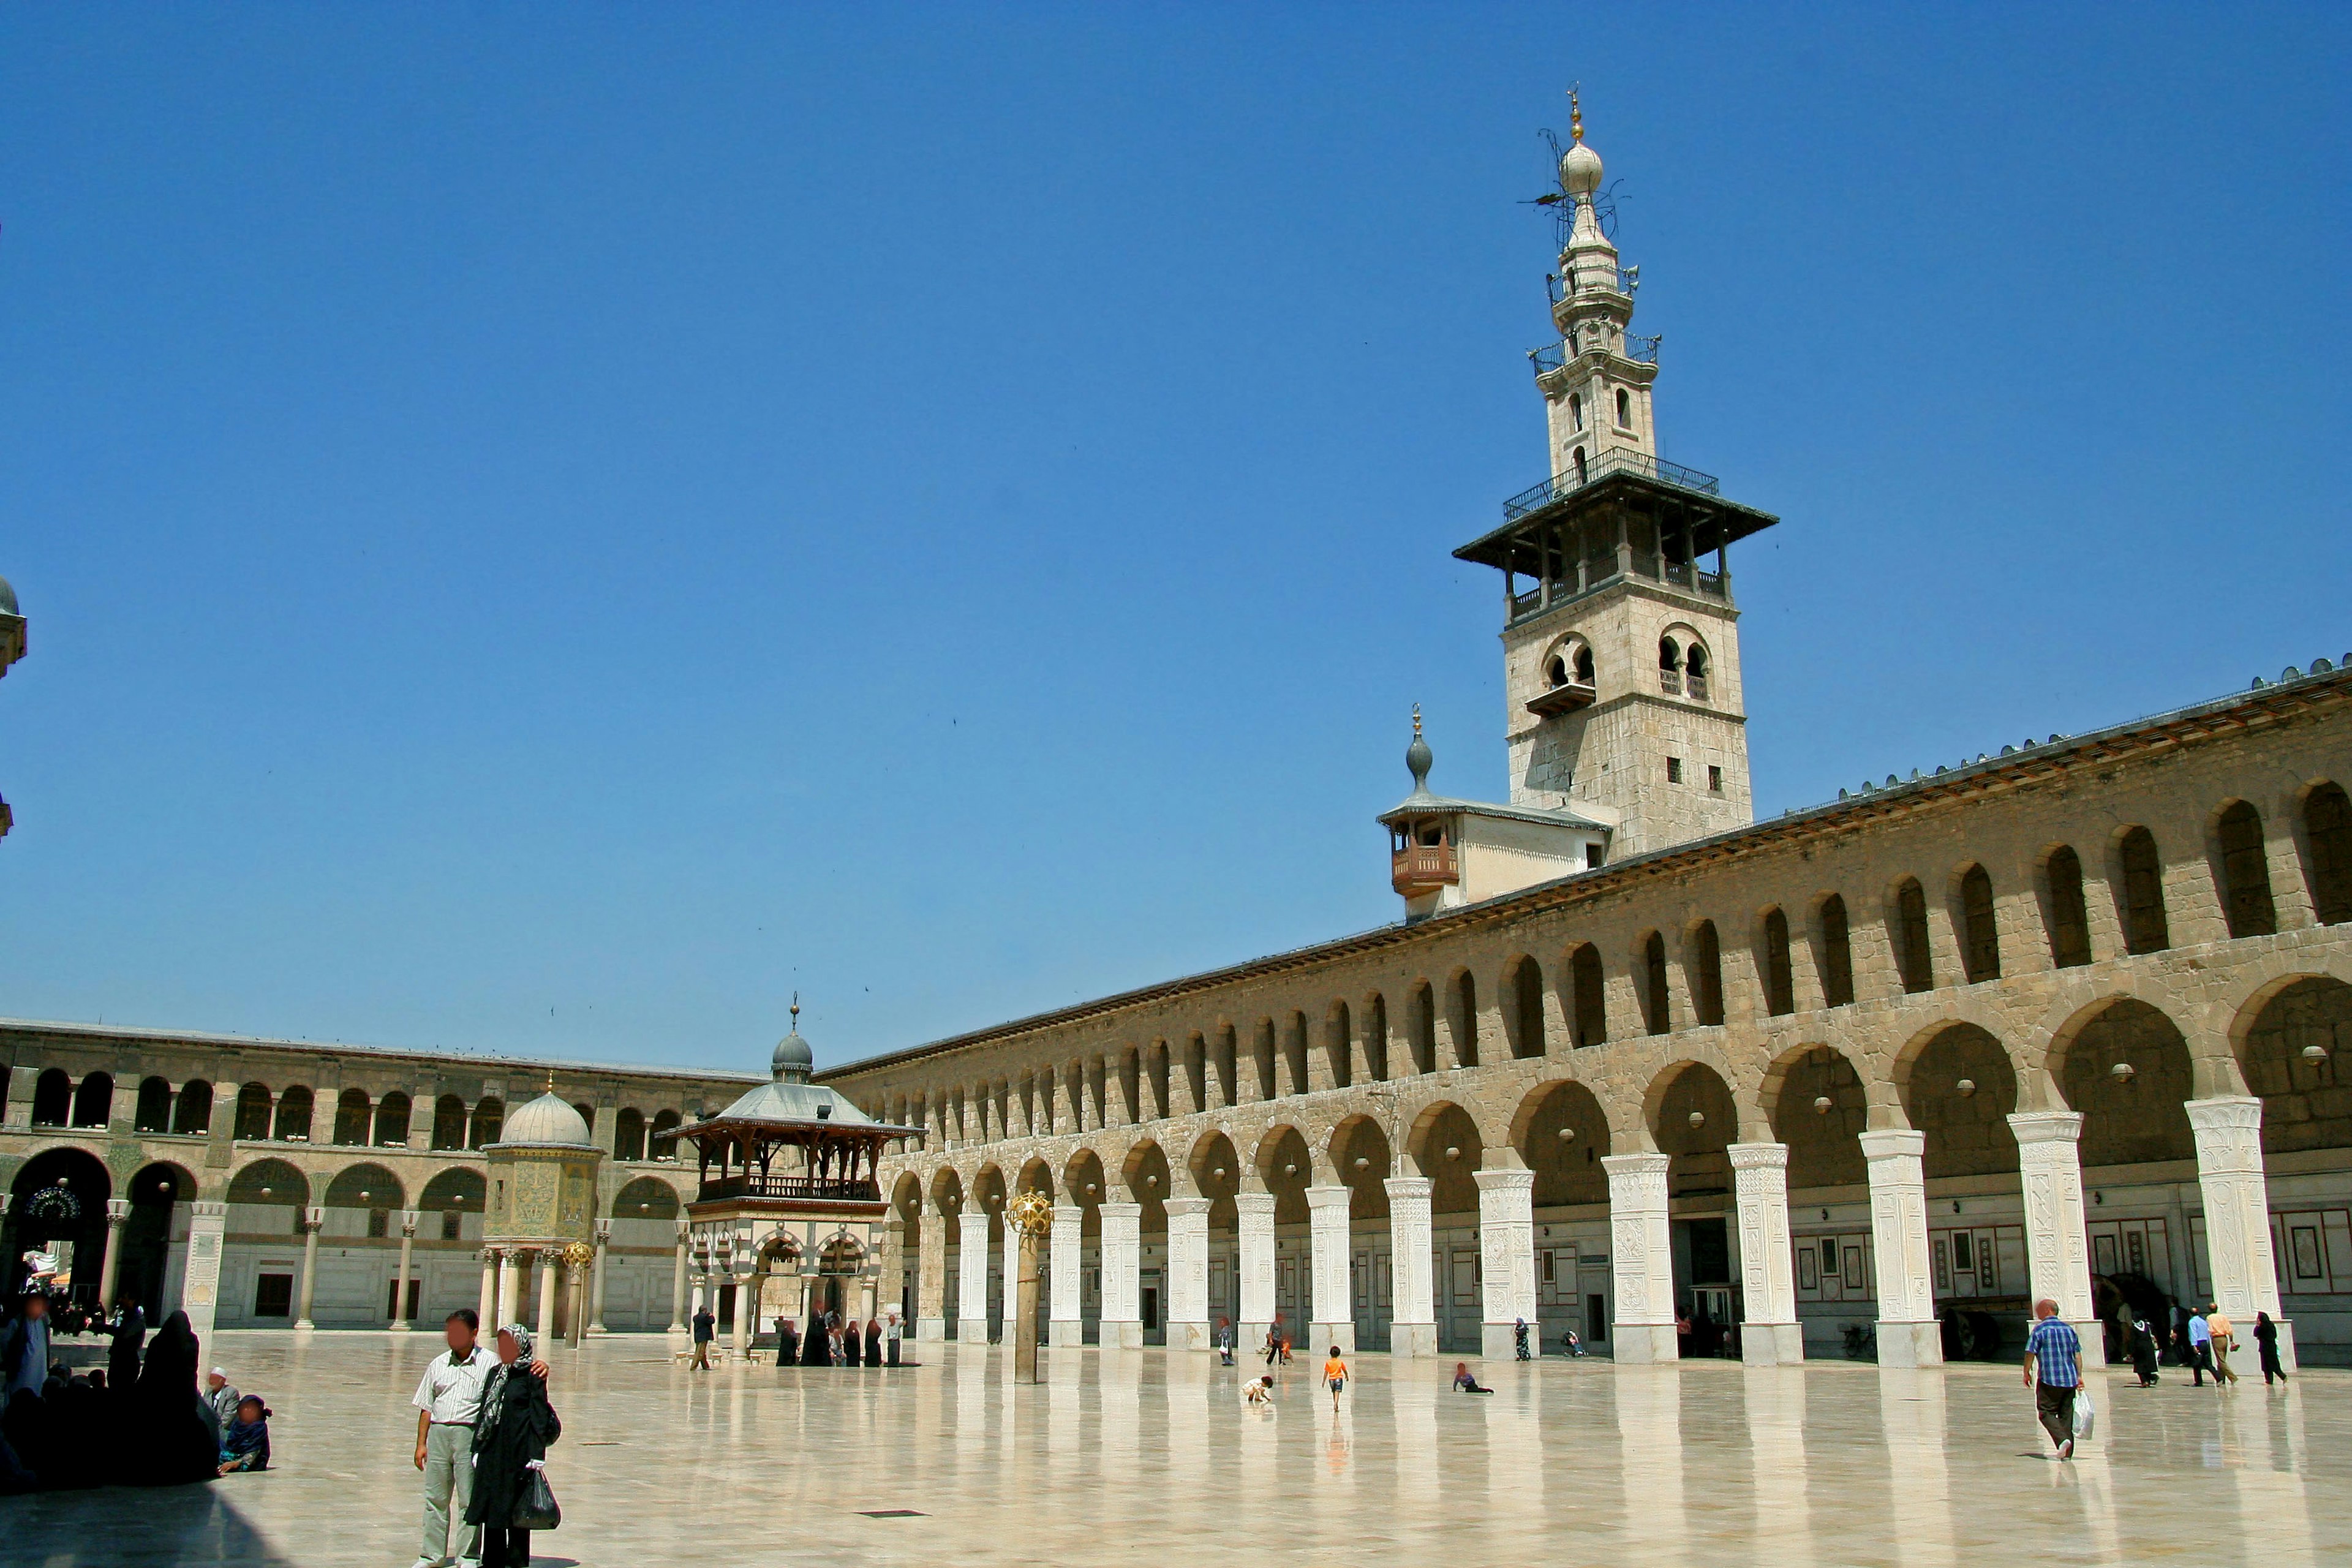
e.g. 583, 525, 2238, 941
2071, 1387, 2097, 1441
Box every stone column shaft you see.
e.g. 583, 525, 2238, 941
1306, 1185, 1357, 1354
997, 1216, 1019, 1342
479, 1250, 500, 1331
392, 1211, 418, 1329
589, 1222, 610, 1335
2187, 1096, 2293, 1370
1048, 1204, 1084, 1346
668, 1223, 690, 1335
1729, 1142, 1802, 1365
1164, 1196, 1212, 1351
496, 1248, 521, 1330
1385, 1176, 1436, 1357
1859, 1129, 1942, 1367
1098, 1200, 1144, 1348
2008, 1110, 2100, 1355
1236, 1191, 1277, 1348
956, 1210, 990, 1341
1603, 1153, 1676, 1363
533, 1253, 557, 1346
295, 1208, 325, 1330
99, 1199, 130, 1314
916, 1211, 949, 1341
1474, 1169, 1536, 1361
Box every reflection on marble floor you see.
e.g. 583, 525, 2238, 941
8, 1332, 2347, 1566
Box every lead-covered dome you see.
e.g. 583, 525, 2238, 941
497, 1090, 594, 1147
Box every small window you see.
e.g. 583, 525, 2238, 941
1707, 765, 1723, 793
442, 1210, 462, 1241
1570, 393, 1585, 431
1667, 756, 1683, 784
1572, 445, 1587, 484
1893, 878, 1933, 993
368, 1208, 390, 1239
1574, 646, 1594, 684
1584, 842, 1603, 869
1615, 388, 1632, 428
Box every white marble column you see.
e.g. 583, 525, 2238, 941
534, 1251, 558, 1346
1384, 1176, 1436, 1357
2187, 1096, 2293, 1370
997, 1217, 1019, 1343
2008, 1110, 2101, 1356
1728, 1142, 1802, 1365
956, 1211, 990, 1342
181, 1200, 227, 1354
588, 1220, 611, 1335
479, 1248, 500, 1330
98, 1199, 130, 1314
1858, 1129, 1942, 1366
1236, 1190, 1276, 1349
496, 1247, 521, 1330
1164, 1196, 1212, 1351
1305, 1185, 1357, 1354
728, 1257, 752, 1358
295, 1207, 325, 1330
1602, 1153, 1676, 1362
391, 1210, 418, 1329
668, 1221, 690, 1337
1048, 1204, 1084, 1347
1098, 1200, 1144, 1348
1474, 1167, 1536, 1361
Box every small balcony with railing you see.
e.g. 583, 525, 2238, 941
1529, 332, 1660, 379
696, 1174, 882, 1205
1389, 840, 1460, 898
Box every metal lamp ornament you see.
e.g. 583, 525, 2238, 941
1005, 1189, 1054, 1382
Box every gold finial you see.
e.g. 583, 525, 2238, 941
1569, 85, 1583, 145
1412, 703, 1423, 739
545, 1068, 556, 1094
790, 991, 800, 1028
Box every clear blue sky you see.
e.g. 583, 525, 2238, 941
1, 6, 2345, 1072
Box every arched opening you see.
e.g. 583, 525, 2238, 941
233, 1082, 271, 1140
649, 1109, 680, 1159
1760, 909, 1795, 1016
2043, 846, 2093, 968
134, 1076, 173, 1133
413, 1166, 482, 1245
1448, 972, 1480, 1068
606, 1174, 676, 1221
1572, 445, 1587, 484
1408, 982, 1438, 1075
1685, 643, 1710, 701
1361, 995, 1389, 1082
1189, 1130, 1243, 1331
6, 1147, 112, 1305
1638, 932, 1671, 1035
31, 1068, 70, 1128
228, 1157, 311, 1244
1516, 1080, 1608, 1208
374, 1091, 413, 1147
1815, 894, 1855, 1006
1657, 636, 1683, 696
172, 1080, 213, 1136
2240, 978, 2352, 1156
2215, 801, 2278, 939
1407, 1103, 1485, 1354
1892, 879, 1933, 993
1325, 1002, 1354, 1089
1958, 865, 2000, 983
2117, 826, 2169, 954
1615, 387, 1632, 428
2055, 1000, 2195, 1167
1567, 943, 1606, 1047
1504, 956, 1547, 1058
1574, 644, 1594, 684
121, 1163, 195, 1318
1766, 1045, 1867, 1189
331, 1088, 371, 1146
272, 1085, 314, 1143
1902, 1024, 2018, 1180
1689, 921, 1725, 1027
470, 1098, 505, 1149
1283, 1012, 1311, 1095
1058, 1150, 1104, 1342
325, 1162, 406, 1243
1569, 392, 1584, 431
1650, 1062, 1740, 1355
71, 1072, 113, 1129
1547, 652, 1569, 687
614, 1107, 647, 1161
430, 1095, 468, 1151
2301, 783, 2352, 923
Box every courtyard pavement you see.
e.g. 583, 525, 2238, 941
6, 1332, 2345, 1565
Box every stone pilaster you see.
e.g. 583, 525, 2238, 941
2008, 1110, 2101, 1356
916, 1210, 948, 1340
181, 1200, 227, 1354
1098, 1201, 1144, 1349
1858, 1130, 1941, 1366
1474, 1167, 1536, 1360
1602, 1152, 1676, 1362
1384, 1176, 1436, 1357
1729, 1142, 1801, 1364
2187, 1096, 2293, 1370
1305, 1185, 1356, 1354
1236, 1190, 1276, 1348
1048, 1204, 1084, 1347
956, 1210, 990, 1343
1164, 1196, 1212, 1351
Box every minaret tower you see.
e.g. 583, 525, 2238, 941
1451, 97, 1781, 860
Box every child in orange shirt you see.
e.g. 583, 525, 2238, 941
1323, 1345, 1348, 1411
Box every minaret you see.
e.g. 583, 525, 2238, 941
1451, 97, 1781, 860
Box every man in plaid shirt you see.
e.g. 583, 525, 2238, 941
2023, 1297, 2082, 1459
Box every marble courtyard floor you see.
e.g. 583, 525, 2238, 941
6, 1333, 2346, 1566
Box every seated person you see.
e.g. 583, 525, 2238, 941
1452, 1361, 1492, 1393
217, 1396, 271, 1474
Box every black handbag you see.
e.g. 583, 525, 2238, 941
514, 1464, 561, 1532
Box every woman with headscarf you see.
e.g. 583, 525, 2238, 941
864, 1316, 882, 1366
800, 1308, 829, 1366
466, 1324, 562, 1568
775, 1313, 800, 1367
129, 1310, 219, 1486
842, 1310, 862, 1366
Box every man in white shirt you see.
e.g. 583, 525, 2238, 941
413, 1308, 493, 1568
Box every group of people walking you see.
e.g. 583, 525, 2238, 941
0, 1289, 255, 1491
687, 1303, 906, 1369
412, 1308, 561, 1568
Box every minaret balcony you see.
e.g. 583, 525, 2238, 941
1529, 333, 1659, 379
1390, 843, 1459, 896
1526, 679, 1599, 717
